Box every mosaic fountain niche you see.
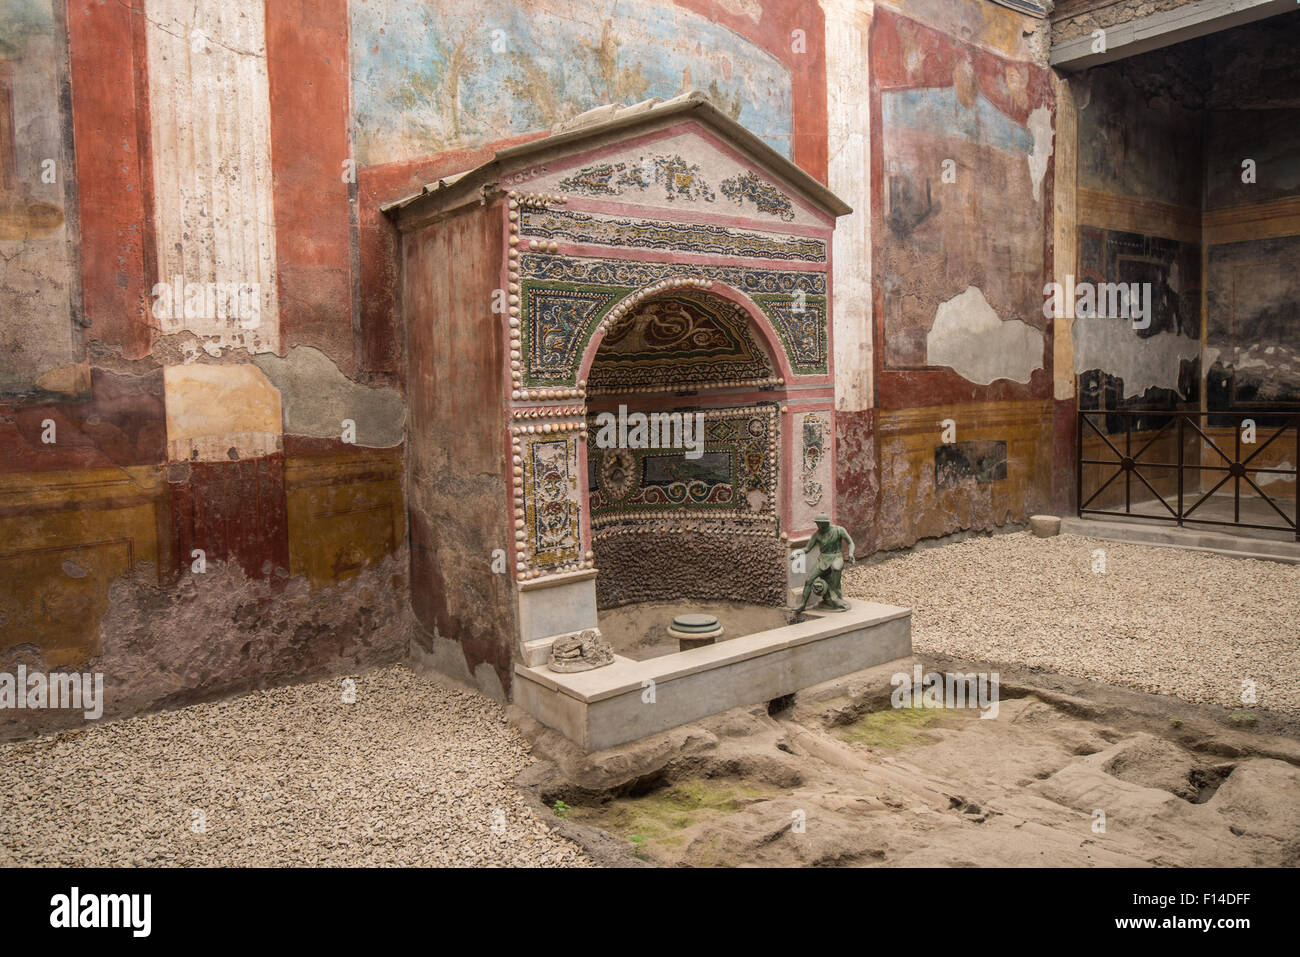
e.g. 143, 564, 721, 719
585, 283, 790, 651
386, 93, 911, 750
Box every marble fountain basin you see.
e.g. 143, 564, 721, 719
513, 598, 912, 751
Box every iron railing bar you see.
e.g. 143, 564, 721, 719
1241, 423, 1292, 467
1125, 420, 1132, 514
1235, 426, 1242, 524
1081, 413, 1127, 463
1183, 471, 1234, 518
1236, 471, 1298, 529
1184, 417, 1234, 465
1177, 415, 1184, 528
1129, 467, 1179, 519
1080, 460, 1179, 468
1131, 416, 1175, 462
1080, 466, 1125, 511
1076, 407, 1084, 520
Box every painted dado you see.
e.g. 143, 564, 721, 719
387, 92, 850, 673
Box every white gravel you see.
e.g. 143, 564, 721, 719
0, 665, 590, 867
845, 532, 1300, 716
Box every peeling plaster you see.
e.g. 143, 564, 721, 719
0, 552, 412, 740
253, 346, 405, 448
1073, 317, 1200, 398
926, 286, 1044, 385
1026, 105, 1053, 202
34, 361, 91, 395
163, 363, 283, 462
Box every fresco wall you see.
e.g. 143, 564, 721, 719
1, 0, 1072, 730
1202, 16, 1300, 416
1070, 14, 1300, 423
350, 0, 793, 166
1072, 45, 1203, 413
0, 0, 408, 738
858, 6, 1056, 553
0, 0, 78, 393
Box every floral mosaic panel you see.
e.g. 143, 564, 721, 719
720, 170, 796, 222
586, 404, 778, 531
517, 254, 828, 384
555, 155, 800, 228
588, 293, 773, 393
557, 154, 716, 202
521, 283, 625, 383
519, 433, 582, 568
751, 293, 827, 371
518, 208, 826, 262
792, 410, 833, 531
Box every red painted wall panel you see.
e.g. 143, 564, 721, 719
265, 0, 357, 370
672, 0, 828, 183
66, 0, 155, 358
169, 455, 290, 583
868, 8, 1054, 411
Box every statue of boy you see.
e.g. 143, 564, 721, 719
792, 513, 855, 614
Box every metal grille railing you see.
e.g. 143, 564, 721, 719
1077, 410, 1300, 540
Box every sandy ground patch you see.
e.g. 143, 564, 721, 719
517, 658, 1300, 867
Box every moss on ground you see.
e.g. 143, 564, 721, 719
834, 707, 947, 749
568, 779, 768, 852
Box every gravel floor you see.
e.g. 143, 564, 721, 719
845, 532, 1300, 716
0, 666, 590, 867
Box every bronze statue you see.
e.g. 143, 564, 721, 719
792, 513, 855, 614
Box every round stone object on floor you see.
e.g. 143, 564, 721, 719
668, 612, 724, 651
1029, 514, 1062, 537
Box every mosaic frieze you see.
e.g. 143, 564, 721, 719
518, 207, 826, 262
588, 293, 773, 393
554, 155, 798, 226
516, 431, 582, 570
522, 283, 624, 382
800, 413, 829, 508
557, 154, 716, 202
518, 254, 828, 383
720, 170, 796, 222
752, 293, 827, 371
791, 410, 833, 532
587, 404, 778, 531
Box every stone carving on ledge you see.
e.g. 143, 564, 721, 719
792, 513, 856, 615
548, 628, 615, 673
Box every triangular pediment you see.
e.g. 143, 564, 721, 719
514, 122, 831, 228
384, 93, 850, 229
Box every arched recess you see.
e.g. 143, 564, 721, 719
576, 279, 791, 610
576, 277, 796, 387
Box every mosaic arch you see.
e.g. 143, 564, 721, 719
582, 289, 785, 552
513, 255, 820, 396
586, 290, 776, 395
511, 279, 794, 581
573, 278, 798, 388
